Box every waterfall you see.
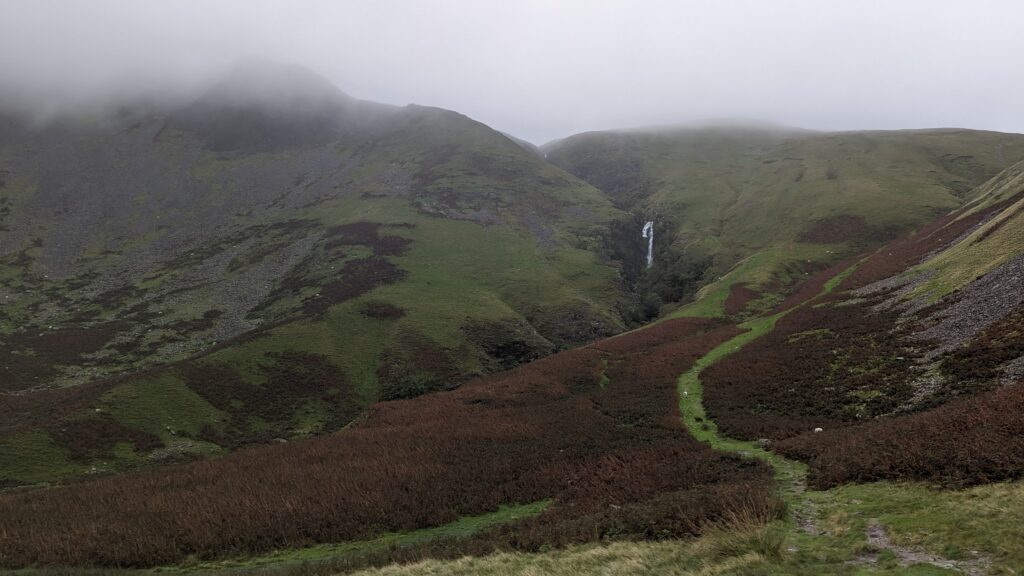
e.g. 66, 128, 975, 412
641, 221, 654, 268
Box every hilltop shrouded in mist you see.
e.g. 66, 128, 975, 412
198, 58, 353, 111
2, 0, 1024, 142
173, 59, 400, 151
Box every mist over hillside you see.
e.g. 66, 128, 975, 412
0, 60, 648, 474
4, 2, 1024, 142
3, 2, 1024, 575
546, 125, 1024, 317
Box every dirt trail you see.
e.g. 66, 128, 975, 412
853, 521, 990, 575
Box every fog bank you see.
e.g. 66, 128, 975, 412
2, 0, 1022, 142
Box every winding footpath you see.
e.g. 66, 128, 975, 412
675, 266, 987, 574
676, 313, 814, 530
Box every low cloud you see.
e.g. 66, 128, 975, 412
2, 0, 1022, 142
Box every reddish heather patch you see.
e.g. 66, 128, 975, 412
376, 329, 464, 400
361, 301, 407, 320
323, 221, 413, 256
724, 283, 760, 316
0, 347, 59, 393
703, 296, 923, 441
772, 255, 861, 313
835, 193, 1024, 291
0, 318, 778, 569
590, 317, 725, 355
168, 310, 222, 334
302, 257, 408, 317
798, 214, 870, 244
776, 382, 1024, 489
323, 221, 382, 246
7, 322, 126, 365
835, 190, 1019, 291
374, 235, 413, 256
837, 213, 963, 290
46, 417, 161, 463
0, 378, 112, 434
184, 352, 362, 448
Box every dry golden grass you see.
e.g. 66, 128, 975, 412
345, 539, 769, 576
348, 509, 781, 576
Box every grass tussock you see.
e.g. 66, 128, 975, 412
348, 537, 774, 576
694, 511, 785, 565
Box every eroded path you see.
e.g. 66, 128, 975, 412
856, 521, 990, 575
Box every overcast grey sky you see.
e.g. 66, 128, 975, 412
2, 0, 1021, 143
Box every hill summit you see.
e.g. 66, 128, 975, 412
174, 58, 398, 151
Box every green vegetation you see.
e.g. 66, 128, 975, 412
914, 197, 1023, 298
172, 501, 551, 574
548, 127, 1024, 316
102, 373, 226, 440
0, 431, 85, 486
348, 480, 1024, 575
4, 71, 1024, 575
353, 250, 1023, 576
0, 100, 637, 485
0, 502, 551, 576
822, 260, 863, 294
671, 262, 1024, 575
347, 538, 780, 576
671, 244, 831, 318
909, 158, 1024, 298
960, 157, 1024, 214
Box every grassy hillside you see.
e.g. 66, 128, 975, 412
4, 64, 1024, 573
0, 65, 638, 485
341, 159, 1024, 576
692, 157, 1024, 473
0, 318, 778, 569
546, 126, 1024, 317
911, 159, 1024, 298
6, 189, 1023, 573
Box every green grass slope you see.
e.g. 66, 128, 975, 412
545, 126, 1024, 317
341, 176, 1024, 575
4, 116, 1024, 574
912, 158, 1024, 298
0, 65, 637, 485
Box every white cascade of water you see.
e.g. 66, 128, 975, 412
641, 221, 654, 268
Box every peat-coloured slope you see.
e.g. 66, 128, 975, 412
0, 64, 638, 483
6, 164, 1023, 571
546, 126, 1024, 317
694, 158, 1024, 488
0, 318, 779, 569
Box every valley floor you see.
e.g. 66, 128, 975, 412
340, 249, 1024, 575
5, 171, 1024, 576
14, 299, 1021, 576
343, 313, 1024, 576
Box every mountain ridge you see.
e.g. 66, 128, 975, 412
545, 125, 1024, 318
0, 63, 643, 481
